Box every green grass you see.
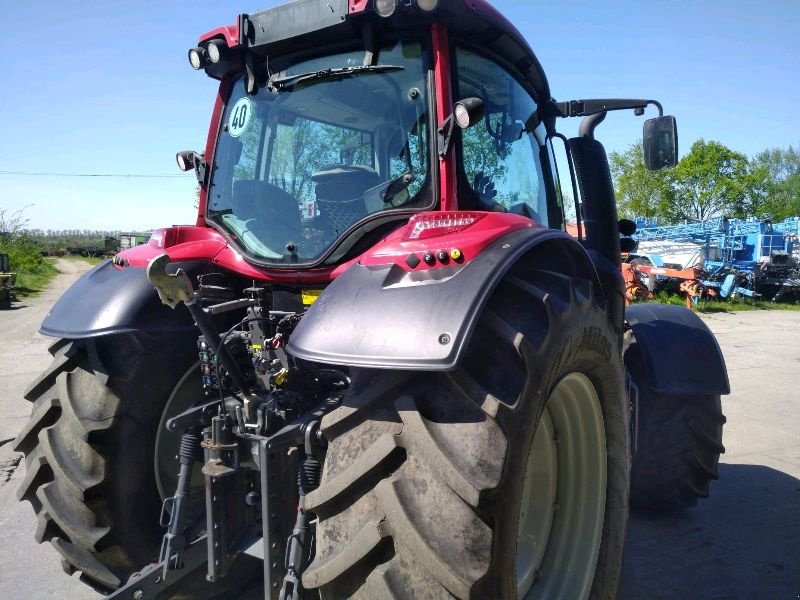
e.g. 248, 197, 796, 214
13, 259, 59, 298
650, 290, 800, 313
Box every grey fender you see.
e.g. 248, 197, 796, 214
287, 227, 603, 370
625, 303, 730, 395
40, 260, 207, 339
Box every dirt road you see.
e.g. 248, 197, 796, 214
0, 259, 101, 599
0, 263, 797, 598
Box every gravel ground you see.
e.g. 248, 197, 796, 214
0, 264, 797, 599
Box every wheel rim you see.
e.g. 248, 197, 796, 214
154, 362, 205, 500
516, 372, 607, 600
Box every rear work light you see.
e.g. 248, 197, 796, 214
405, 212, 486, 240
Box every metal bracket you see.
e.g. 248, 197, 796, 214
165, 400, 220, 432
146, 254, 195, 309
437, 114, 455, 159
107, 535, 208, 599
260, 440, 285, 599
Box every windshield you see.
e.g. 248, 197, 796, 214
207, 38, 432, 265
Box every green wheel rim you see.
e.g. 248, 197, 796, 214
517, 372, 607, 599
154, 362, 204, 500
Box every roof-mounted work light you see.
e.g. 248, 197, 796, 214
188, 47, 206, 70
375, 0, 398, 17
205, 39, 227, 64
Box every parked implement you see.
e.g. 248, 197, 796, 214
0, 253, 16, 307
634, 216, 800, 303
14, 1, 729, 598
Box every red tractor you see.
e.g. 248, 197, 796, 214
14, 1, 728, 598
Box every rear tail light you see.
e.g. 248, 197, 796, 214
405, 212, 486, 240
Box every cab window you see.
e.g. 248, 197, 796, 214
454, 47, 553, 226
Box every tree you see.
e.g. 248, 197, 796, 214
0, 206, 31, 236
609, 141, 671, 219
665, 139, 756, 222
749, 145, 800, 220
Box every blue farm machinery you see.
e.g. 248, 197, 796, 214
626, 216, 800, 303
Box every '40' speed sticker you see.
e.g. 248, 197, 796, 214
227, 97, 252, 138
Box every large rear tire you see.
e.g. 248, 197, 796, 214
303, 268, 630, 599
12, 333, 201, 591
625, 339, 726, 510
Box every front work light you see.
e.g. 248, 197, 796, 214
176, 150, 197, 172
188, 47, 205, 70
415, 0, 440, 11
375, 0, 398, 17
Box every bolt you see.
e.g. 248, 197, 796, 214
439, 333, 451, 345
133, 591, 144, 600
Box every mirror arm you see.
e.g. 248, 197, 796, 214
578, 111, 607, 140
551, 98, 664, 118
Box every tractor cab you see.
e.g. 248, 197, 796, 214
179, 0, 569, 273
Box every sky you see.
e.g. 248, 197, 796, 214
1, 0, 798, 231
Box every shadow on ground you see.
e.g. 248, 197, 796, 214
620, 463, 800, 599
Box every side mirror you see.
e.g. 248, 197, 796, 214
643, 115, 678, 171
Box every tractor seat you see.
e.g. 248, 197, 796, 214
312, 165, 381, 235
232, 180, 302, 254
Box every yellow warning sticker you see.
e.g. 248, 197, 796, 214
301, 289, 323, 306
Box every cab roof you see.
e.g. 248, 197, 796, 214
197, 0, 550, 103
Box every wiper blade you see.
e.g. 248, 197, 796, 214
268, 64, 404, 91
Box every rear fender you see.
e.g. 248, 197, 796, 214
625, 303, 730, 395
287, 228, 603, 370
40, 260, 216, 339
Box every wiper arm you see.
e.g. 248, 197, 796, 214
268, 64, 405, 91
